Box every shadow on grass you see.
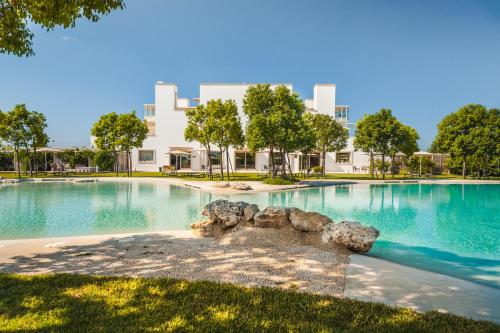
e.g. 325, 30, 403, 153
0, 234, 498, 332
1, 273, 499, 333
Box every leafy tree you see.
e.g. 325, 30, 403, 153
272, 85, 306, 178
297, 113, 317, 176
243, 84, 305, 179
209, 99, 244, 180
91, 111, 147, 177
0, 0, 125, 57
407, 155, 435, 175
94, 150, 115, 171
354, 109, 399, 180
432, 104, 494, 178
310, 113, 348, 179
388, 123, 419, 178
91, 112, 120, 176
185, 104, 216, 179
243, 84, 277, 177
469, 108, 499, 177
354, 113, 380, 179
115, 111, 148, 177
0, 105, 47, 177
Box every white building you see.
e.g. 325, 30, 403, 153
129, 82, 370, 173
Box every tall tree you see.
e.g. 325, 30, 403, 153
354, 113, 378, 179
0, 0, 125, 57
209, 99, 243, 180
185, 104, 216, 179
91, 112, 120, 176
310, 113, 348, 179
0, 105, 30, 178
297, 113, 317, 177
115, 111, 148, 177
243, 84, 277, 178
388, 123, 419, 178
432, 104, 490, 178
272, 85, 306, 178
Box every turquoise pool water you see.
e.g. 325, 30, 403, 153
0, 181, 499, 288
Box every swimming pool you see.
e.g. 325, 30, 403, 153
1, 181, 499, 288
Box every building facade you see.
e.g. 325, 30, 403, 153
129, 82, 371, 173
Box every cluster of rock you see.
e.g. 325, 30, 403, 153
212, 182, 253, 191
0, 177, 20, 184
191, 199, 380, 254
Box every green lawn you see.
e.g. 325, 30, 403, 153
0, 274, 498, 333
0, 171, 464, 182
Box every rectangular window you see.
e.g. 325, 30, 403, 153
300, 155, 320, 170
210, 151, 221, 167
138, 150, 155, 163
235, 152, 256, 170
336, 152, 350, 163
170, 153, 191, 169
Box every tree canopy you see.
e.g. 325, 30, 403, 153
354, 109, 419, 179
0, 104, 48, 177
310, 113, 348, 178
91, 111, 147, 176
0, 0, 125, 57
432, 104, 499, 178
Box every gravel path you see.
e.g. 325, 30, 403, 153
0, 232, 349, 297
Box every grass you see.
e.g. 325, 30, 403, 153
0, 274, 498, 333
0, 171, 465, 182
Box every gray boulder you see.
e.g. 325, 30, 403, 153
289, 208, 332, 232
202, 199, 249, 229
254, 206, 290, 228
243, 204, 260, 222
322, 221, 380, 253
231, 182, 253, 191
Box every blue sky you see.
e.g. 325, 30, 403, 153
0, 0, 499, 149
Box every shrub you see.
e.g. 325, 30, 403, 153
264, 178, 295, 185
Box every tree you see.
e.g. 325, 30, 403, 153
209, 99, 244, 180
354, 109, 399, 180
297, 113, 317, 177
115, 111, 148, 177
243, 84, 277, 177
388, 123, 419, 178
272, 85, 306, 178
0, 106, 27, 178
91, 112, 120, 176
243, 84, 305, 179
310, 114, 348, 179
0, 0, 125, 57
432, 104, 491, 179
185, 104, 216, 179
469, 108, 499, 178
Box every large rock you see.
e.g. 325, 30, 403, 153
322, 221, 380, 253
202, 199, 249, 229
254, 206, 290, 228
243, 204, 260, 222
289, 208, 332, 232
190, 219, 222, 237
231, 182, 253, 191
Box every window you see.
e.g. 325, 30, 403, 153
235, 152, 255, 170
138, 150, 155, 163
336, 152, 350, 163
299, 155, 320, 170
210, 151, 221, 167
170, 153, 191, 169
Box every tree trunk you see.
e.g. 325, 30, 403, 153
15, 148, 21, 178
287, 153, 293, 178
381, 153, 386, 180
34, 147, 38, 175
24, 145, 33, 177
369, 151, 374, 179
269, 146, 274, 179
218, 146, 224, 180
462, 155, 467, 179
206, 145, 212, 180
391, 155, 395, 179
280, 149, 286, 179
115, 151, 119, 176
225, 147, 230, 180
322, 149, 326, 179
